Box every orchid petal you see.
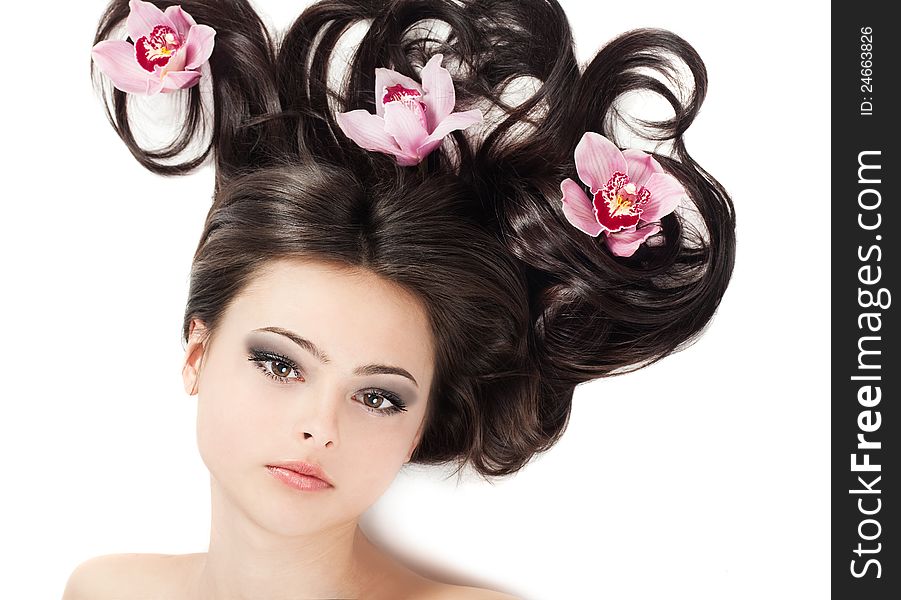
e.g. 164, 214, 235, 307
126, 0, 176, 42
414, 109, 482, 159
161, 70, 202, 91
393, 153, 424, 167
91, 40, 158, 94
420, 109, 483, 145
560, 178, 603, 237
419, 54, 455, 130
183, 24, 216, 70
623, 149, 663, 188
383, 101, 430, 155
639, 173, 685, 222
574, 132, 627, 192
416, 110, 482, 156
335, 109, 404, 155
606, 224, 661, 257
164, 5, 196, 40
413, 139, 442, 161
373, 67, 423, 119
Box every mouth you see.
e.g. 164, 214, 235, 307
266, 465, 333, 492
265, 461, 334, 490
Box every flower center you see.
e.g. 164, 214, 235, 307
135, 25, 183, 73
592, 171, 652, 232
382, 84, 429, 131
604, 173, 650, 216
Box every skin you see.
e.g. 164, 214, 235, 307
63, 257, 521, 599
181, 257, 437, 599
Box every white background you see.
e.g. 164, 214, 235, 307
0, 1, 829, 598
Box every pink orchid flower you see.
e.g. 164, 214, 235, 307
91, 0, 216, 95
560, 132, 686, 257
335, 54, 483, 166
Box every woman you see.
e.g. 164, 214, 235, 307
66, 0, 735, 597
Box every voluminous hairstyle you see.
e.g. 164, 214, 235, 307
91, 0, 736, 478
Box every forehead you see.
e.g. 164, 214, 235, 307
226, 258, 435, 375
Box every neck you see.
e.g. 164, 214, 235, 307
190, 477, 384, 600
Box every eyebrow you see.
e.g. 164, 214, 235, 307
252, 326, 419, 388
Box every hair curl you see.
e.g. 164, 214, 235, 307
90, 0, 736, 479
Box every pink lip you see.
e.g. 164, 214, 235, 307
266, 464, 333, 492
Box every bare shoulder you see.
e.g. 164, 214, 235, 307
63, 553, 141, 600
418, 582, 522, 600
62, 552, 196, 600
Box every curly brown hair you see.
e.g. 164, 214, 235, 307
90, 0, 736, 479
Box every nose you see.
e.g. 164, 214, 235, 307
302, 431, 334, 447
293, 382, 341, 448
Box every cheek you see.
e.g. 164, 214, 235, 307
339, 414, 423, 490
347, 401, 424, 453
195, 358, 274, 473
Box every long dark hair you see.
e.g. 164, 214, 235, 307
91, 0, 736, 478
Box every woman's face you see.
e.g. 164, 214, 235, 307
182, 258, 435, 535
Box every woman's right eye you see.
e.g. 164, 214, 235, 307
247, 349, 304, 383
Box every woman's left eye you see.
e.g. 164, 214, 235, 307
356, 391, 407, 416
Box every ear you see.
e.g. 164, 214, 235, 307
182, 319, 208, 396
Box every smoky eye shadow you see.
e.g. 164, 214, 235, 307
243, 329, 421, 401
243, 333, 300, 360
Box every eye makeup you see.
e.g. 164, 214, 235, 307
245, 346, 409, 417
250, 325, 419, 389
247, 348, 304, 382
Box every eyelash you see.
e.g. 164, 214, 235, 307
246, 348, 408, 416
